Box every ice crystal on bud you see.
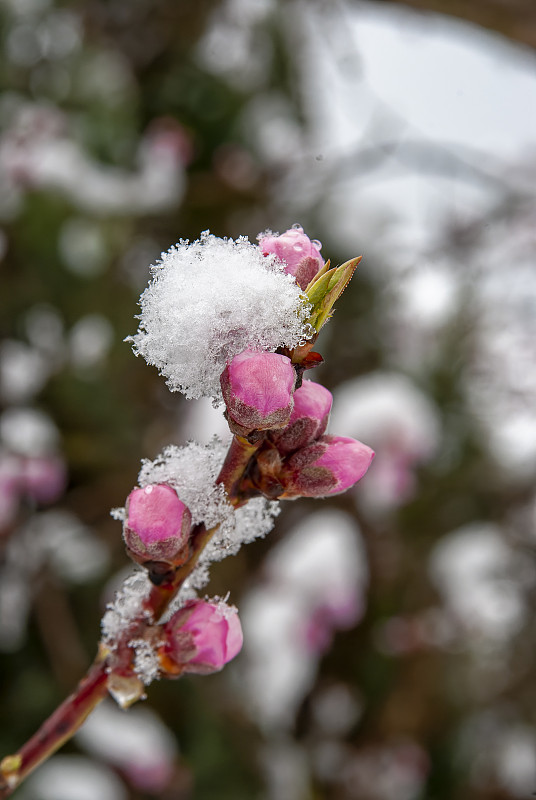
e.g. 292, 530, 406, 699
137, 440, 231, 532
128, 231, 311, 399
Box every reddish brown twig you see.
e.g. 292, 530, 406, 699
0, 432, 262, 797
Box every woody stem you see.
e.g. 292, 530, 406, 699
0, 658, 109, 797
216, 434, 262, 504
0, 431, 262, 797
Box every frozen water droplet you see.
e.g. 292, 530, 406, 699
107, 673, 146, 709
291, 223, 303, 232
312, 240, 322, 250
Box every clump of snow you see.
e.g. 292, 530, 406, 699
137, 439, 231, 532
129, 637, 161, 686
202, 496, 280, 566
101, 569, 152, 647
128, 231, 311, 399
137, 440, 279, 573
130, 439, 279, 614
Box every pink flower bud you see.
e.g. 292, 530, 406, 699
162, 599, 243, 674
259, 225, 324, 289
221, 349, 296, 435
281, 435, 374, 498
270, 379, 332, 454
124, 484, 192, 567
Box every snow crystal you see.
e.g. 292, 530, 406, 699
214, 595, 238, 621
196, 496, 278, 567
137, 439, 232, 532
101, 569, 152, 647
129, 638, 161, 685
205, 496, 280, 561
128, 231, 311, 399
110, 506, 125, 522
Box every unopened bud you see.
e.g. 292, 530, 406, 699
259, 225, 324, 289
221, 349, 296, 436
161, 599, 243, 675
280, 435, 374, 498
124, 484, 191, 569
270, 379, 332, 454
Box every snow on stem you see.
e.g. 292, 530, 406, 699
0, 226, 372, 797
0, 447, 251, 797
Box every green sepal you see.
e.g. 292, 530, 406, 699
304, 256, 361, 332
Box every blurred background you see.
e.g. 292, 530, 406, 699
1, 1, 536, 798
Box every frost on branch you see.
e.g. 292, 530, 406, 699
128, 231, 312, 399
118, 440, 278, 606
137, 439, 231, 532
101, 569, 153, 648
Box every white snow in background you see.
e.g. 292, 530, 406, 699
497, 726, 536, 798
128, 231, 311, 399
465, 236, 536, 478
331, 372, 440, 459
240, 509, 367, 730
19, 756, 127, 800
429, 523, 532, 640
27, 509, 109, 584
299, 3, 536, 246
0, 407, 59, 456
352, 8, 536, 159
77, 699, 177, 792
331, 372, 441, 512
59, 218, 109, 277
68, 313, 114, 370
0, 340, 51, 403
